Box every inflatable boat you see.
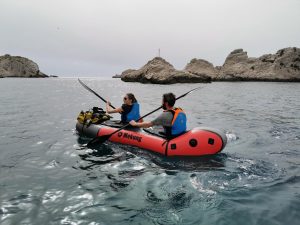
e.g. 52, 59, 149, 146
76, 120, 227, 157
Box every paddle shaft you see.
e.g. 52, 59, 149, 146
78, 78, 117, 109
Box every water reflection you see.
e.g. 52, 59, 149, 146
152, 154, 227, 172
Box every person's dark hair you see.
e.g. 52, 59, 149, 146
163, 93, 176, 107
126, 93, 137, 103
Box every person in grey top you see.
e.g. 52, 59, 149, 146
151, 110, 173, 127
130, 93, 187, 138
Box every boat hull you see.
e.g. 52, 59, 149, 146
76, 122, 227, 156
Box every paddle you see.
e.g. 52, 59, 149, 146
87, 86, 203, 149
78, 78, 116, 109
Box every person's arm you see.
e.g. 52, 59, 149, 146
129, 120, 153, 128
130, 112, 171, 128
106, 101, 123, 114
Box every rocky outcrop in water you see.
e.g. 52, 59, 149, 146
184, 58, 219, 78
112, 74, 121, 78
0, 54, 48, 78
120, 57, 211, 84
217, 47, 300, 81
120, 47, 300, 83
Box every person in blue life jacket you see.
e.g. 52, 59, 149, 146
129, 93, 187, 139
106, 93, 141, 123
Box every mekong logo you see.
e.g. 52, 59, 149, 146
119, 132, 142, 143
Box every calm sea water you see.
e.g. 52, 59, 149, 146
0, 78, 299, 225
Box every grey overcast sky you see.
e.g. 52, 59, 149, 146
1, 0, 300, 77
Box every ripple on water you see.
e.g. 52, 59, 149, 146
219, 155, 287, 191
226, 132, 238, 142
1, 193, 40, 222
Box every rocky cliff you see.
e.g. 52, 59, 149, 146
0, 54, 48, 78
121, 57, 211, 84
184, 58, 218, 78
120, 47, 300, 83
217, 47, 300, 81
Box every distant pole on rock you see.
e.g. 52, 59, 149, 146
158, 48, 160, 57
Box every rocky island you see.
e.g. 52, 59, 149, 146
0, 54, 48, 78
121, 47, 300, 83
121, 57, 211, 84
112, 74, 122, 78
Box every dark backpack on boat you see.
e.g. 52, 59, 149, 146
77, 107, 112, 126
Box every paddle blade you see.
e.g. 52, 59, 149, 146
87, 134, 111, 148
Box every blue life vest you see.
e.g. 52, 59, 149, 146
121, 102, 140, 123
164, 108, 187, 138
